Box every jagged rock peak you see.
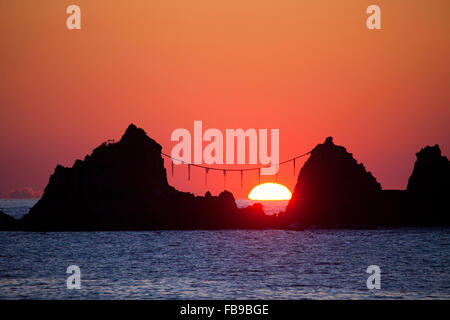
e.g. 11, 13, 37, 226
122, 123, 146, 140
310, 136, 352, 158
297, 136, 381, 191
118, 123, 161, 149
285, 136, 381, 226
416, 145, 444, 161
407, 144, 449, 193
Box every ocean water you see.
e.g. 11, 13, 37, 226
0, 199, 449, 300
0, 199, 38, 219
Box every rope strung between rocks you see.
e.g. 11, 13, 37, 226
161, 151, 311, 172
161, 150, 311, 188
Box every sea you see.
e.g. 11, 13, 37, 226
0, 199, 449, 299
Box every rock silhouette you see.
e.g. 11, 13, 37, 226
284, 137, 382, 227
406, 145, 450, 225
1, 126, 448, 231
20, 124, 272, 231
284, 137, 450, 228
0, 210, 19, 230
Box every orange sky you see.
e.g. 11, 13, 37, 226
1, 0, 449, 198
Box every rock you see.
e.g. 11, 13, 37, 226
285, 137, 382, 227
21, 124, 269, 230
284, 138, 450, 227
0, 210, 19, 230
18, 126, 449, 230
377, 189, 409, 226
406, 145, 450, 225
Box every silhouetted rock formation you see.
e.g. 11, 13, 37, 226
0, 210, 19, 230
11, 128, 450, 231
21, 124, 270, 231
406, 145, 450, 225
285, 137, 382, 227
284, 138, 450, 228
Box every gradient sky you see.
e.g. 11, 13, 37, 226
1, 0, 449, 198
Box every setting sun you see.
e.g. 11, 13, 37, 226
248, 183, 292, 201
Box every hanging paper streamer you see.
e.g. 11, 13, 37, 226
159, 150, 311, 190
293, 158, 296, 176
223, 170, 227, 188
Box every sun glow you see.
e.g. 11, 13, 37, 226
248, 183, 292, 201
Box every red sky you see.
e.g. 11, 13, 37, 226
1, 0, 449, 198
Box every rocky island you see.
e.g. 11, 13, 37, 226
284, 137, 382, 227
0, 125, 448, 230
18, 124, 276, 231
284, 137, 449, 228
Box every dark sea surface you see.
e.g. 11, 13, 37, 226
0, 199, 449, 299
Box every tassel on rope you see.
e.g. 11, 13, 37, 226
188, 163, 191, 181
258, 168, 261, 185
171, 159, 174, 177
240, 170, 243, 189
275, 165, 278, 182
